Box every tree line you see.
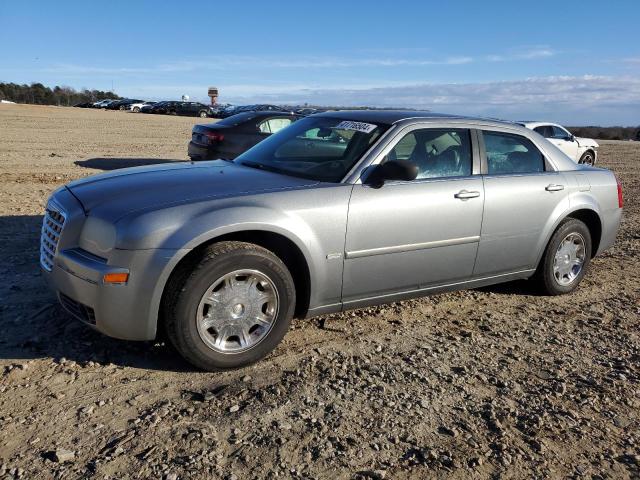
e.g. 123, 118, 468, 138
0, 82, 120, 106
567, 126, 640, 141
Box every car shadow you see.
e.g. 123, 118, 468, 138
0, 214, 197, 372
475, 279, 543, 296
75, 157, 188, 171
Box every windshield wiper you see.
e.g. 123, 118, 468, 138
240, 161, 287, 176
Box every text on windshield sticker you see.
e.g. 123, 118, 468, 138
335, 121, 378, 134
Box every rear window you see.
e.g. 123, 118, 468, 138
216, 112, 263, 126
483, 131, 545, 174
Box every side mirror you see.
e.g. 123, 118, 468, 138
366, 160, 418, 187
569, 134, 576, 142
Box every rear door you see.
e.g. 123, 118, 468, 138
473, 129, 570, 276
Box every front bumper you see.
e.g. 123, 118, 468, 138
43, 246, 179, 341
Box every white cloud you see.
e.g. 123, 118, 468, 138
220, 75, 640, 125
39, 46, 555, 77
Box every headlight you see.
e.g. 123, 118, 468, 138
79, 216, 116, 257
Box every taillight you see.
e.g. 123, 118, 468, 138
205, 131, 224, 143
616, 177, 623, 208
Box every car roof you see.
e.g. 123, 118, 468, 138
519, 121, 564, 129
313, 109, 518, 127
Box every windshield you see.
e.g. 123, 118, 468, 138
234, 116, 389, 182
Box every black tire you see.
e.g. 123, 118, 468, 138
163, 241, 295, 370
199, 110, 208, 118
133, 107, 140, 113
534, 218, 592, 295
579, 150, 595, 165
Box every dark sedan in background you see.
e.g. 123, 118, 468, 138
142, 101, 211, 117
106, 98, 144, 110
216, 104, 289, 118
188, 111, 301, 160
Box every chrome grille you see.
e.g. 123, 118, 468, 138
40, 201, 66, 271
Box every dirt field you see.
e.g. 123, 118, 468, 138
0, 104, 638, 479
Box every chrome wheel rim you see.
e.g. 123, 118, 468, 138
553, 233, 586, 286
196, 269, 278, 353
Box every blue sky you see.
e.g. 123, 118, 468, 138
1, 0, 639, 125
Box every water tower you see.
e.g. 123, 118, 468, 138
208, 87, 219, 105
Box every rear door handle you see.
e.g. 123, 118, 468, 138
454, 190, 481, 199
545, 184, 565, 192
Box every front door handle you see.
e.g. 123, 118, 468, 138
545, 184, 565, 192
454, 190, 481, 199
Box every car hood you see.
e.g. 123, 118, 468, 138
575, 137, 599, 148
66, 160, 318, 222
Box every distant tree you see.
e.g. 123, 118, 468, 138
0, 82, 121, 105
568, 126, 639, 141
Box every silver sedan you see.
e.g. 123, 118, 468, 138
41, 111, 623, 370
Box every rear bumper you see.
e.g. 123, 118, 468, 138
597, 207, 622, 255
43, 247, 180, 341
188, 141, 215, 160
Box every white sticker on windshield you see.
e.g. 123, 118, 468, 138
335, 121, 378, 134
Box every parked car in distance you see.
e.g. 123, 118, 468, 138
73, 102, 94, 108
106, 99, 144, 110
93, 99, 117, 108
207, 103, 234, 117
41, 111, 623, 370
521, 122, 599, 165
236, 104, 289, 114
140, 101, 167, 113
188, 111, 302, 160
145, 101, 179, 114
215, 105, 241, 118
128, 101, 156, 113
296, 107, 326, 115
216, 104, 290, 118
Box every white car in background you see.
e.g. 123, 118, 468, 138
129, 101, 156, 113
520, 122, 598, 165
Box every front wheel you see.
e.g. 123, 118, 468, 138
163, 241, 296, 370
579, 151, 595, 165
199, 110, 208, 118
534, 218, 592, 295
133, 107, 140, 113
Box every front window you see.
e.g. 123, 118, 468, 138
551, 126, 571, 139
235, 116, 389, 182
382, 128, 472, 179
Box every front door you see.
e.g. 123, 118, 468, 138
342, 127, 484, 303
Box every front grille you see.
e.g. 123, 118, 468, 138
40, 201, 66, 271
59, 293, 96, 325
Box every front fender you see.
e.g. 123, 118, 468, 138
123, 205, 323, 334
116, 187, 353, 334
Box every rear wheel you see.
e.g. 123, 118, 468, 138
163, 241, 295, 370
199, 110, 208, 118
133, 107, 140, 113
579, 151, 595, 165
534, 218, 592, 295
